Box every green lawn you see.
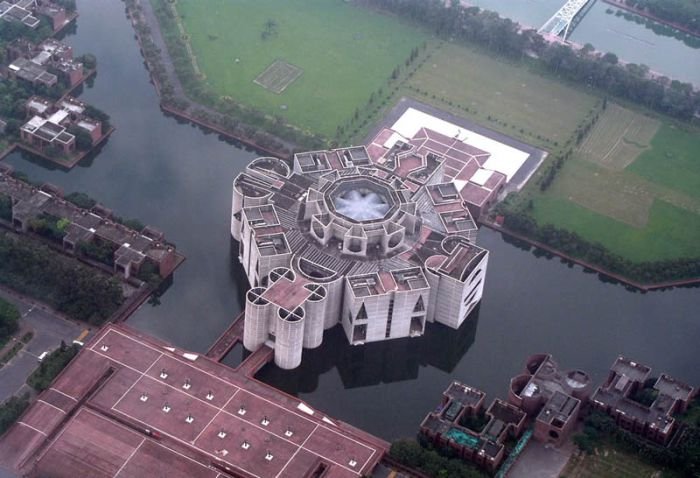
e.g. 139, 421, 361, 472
531, 196, 700, 262
405, 42, 599, 147
563, 447, 680, 478
175, 0, 427, 137
627, 124, 700, 200
519, 100, 700, 264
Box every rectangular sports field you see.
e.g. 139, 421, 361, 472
527, 104, 700, 262
175, 0, 428, 136
405, 43, 599, 146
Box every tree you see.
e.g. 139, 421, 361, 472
67, 125, 94, 150
78, 53, 97, 70
0, 393, 30, 435
0, 297, 20, 343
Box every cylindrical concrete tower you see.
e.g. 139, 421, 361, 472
274, 306, 305, 369
424, 255, 445, 323
322, 276, 344, 330
231, 175, 245, 241
302, 284, 326, 349
243, 287, 269, 352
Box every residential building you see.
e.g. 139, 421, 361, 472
591, 356, 695, 445
420, 381, 526, 474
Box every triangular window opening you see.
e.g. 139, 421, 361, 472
356, 303, 368, 321
413, 296, 425, 313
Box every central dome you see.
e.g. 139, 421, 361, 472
334, 188, 390, 221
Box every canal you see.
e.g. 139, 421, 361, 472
2, 0, 698, 440
470, 0, 700, 85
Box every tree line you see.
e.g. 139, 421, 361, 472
623, 0, 700, 34
496, 198, 700, 284
0, 297, 20, 347
27, 341, 80, 392
575, 411, 700, 477
359, 0, 700, 121
390, 439, 487, 478
0, 232, 124, 324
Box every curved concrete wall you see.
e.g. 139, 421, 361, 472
231, 179, 244, 240
243, 287, 269, 352
323, 276, 344, 330
302, 285, 327, 349
274, 307, 305, 369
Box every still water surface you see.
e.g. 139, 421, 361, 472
3, 0, 698, 440
470, 0, 700, 85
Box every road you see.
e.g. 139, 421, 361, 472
0, 289, 87, 404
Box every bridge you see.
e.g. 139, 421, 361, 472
538, 0, 596, 40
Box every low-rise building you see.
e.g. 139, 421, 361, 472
0, 0, 40, 28
0, 168, 179, 280
0, 0, 70, 31
19, 95, 103, 154
0, 324, 389, 478
420, 381, 526, 474
591, 356, 695, 445
366, 105, 545, 219
508, 353, 592, 446
6, 38, 83, 88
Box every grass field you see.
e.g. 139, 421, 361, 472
175, 0, 427, 136
577, 103, 660, 170
522, 100, 700, 263
404, 43, 600, 147
562, 448, 680, 478
628, 123, 700, 200
532, 195, 700, 262
253, 60, 303, 94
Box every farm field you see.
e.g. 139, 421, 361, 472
404, 42, 600, 147
527, 103, 700, 262
627, 123, 700, 200
562, 448, 680, 478
174, 0, 428, 137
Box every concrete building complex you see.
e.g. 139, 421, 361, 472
5, 38, 85, 88
19, 95, 103, 155
420, 382, 526, 474
420, 354, 591, 473
591, 356, 695, 445
0, 324, 388, 478
0, 164, 180, 280
508, 353, 592, 446
367, 105, 545, 219
232, 146, 489, 369
0, 0, 73, 31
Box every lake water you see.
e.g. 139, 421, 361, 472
2, 0, 697, 440
470, 0, 700, 85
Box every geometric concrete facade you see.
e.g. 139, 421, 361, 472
232, 146, 488, 369
508, 353, 592, 446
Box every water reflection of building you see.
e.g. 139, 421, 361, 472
232, 148, 488, 369
255, 309, 479, 395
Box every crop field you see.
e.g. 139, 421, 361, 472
526, 101, 700, 263
627, 123, 700, 200
562, 448, 679, 478
577, 103, 660, 170
405, 43, 599, 146
174, 0, 427, 136
546, 158, 655, 228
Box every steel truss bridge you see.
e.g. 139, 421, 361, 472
538, 0, 596, 40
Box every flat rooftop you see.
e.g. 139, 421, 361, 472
0, 325, 388, 477
444, 382, 485, 408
